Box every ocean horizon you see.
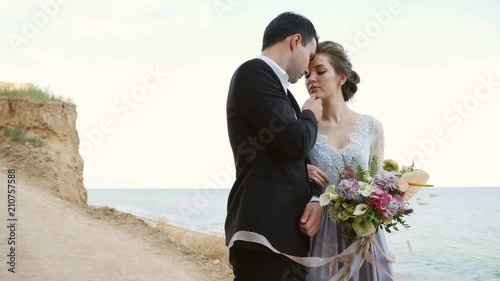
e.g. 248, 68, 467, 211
88, 187, 500, 280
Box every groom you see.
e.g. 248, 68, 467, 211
225, 12, 325, 281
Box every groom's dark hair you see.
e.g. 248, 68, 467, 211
262, 12, 318, 51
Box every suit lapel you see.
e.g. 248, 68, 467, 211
286, 90, 301, 118
257, 59, 300, 118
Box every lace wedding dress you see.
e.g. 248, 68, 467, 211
305, 114, 394, 281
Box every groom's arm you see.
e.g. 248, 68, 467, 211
308, 181, 323, 199
302, 157, 325, 236
233, 61, 318, 160
306, 156, 324, 198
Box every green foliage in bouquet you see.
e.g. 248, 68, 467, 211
320, 157, 432, 243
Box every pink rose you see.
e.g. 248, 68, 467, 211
368, 192, 392, 214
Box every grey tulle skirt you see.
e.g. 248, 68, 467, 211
305, 207, 394, 281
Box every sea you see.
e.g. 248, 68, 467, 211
87, 187, 500, 281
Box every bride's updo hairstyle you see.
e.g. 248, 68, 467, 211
316, 41, 360, 102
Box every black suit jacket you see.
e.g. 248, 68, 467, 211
225, 58, 321, 256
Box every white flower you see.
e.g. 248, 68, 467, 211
319, 185, 340, 207
357, 181, 374, 197
353, 204, 368, 216
398, 170, 428, 191
398, 169, 432, 200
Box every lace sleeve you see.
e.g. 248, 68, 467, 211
370, 117, 385, 173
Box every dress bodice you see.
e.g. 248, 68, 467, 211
309, 114, 379, 187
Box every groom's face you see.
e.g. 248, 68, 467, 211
289, 37, 317, 84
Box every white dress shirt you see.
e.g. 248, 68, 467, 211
256, 55, 290, 96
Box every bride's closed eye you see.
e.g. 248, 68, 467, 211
305, 71, 326, 80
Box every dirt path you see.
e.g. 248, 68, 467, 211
0, 169, 231, 281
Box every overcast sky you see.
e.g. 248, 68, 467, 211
1, 0, 499, 188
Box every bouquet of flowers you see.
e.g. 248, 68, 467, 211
320, 156, 432, 242
318, 156, 432, 280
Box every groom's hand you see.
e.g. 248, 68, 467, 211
299, 202, 324, 237
302, 94, 322, 121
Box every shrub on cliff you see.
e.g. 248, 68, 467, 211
0, 83, 71, 103
2, 127, 44, 147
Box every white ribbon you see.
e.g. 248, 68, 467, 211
226, 231, 395, 281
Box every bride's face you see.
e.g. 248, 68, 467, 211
305, 54, 344, 99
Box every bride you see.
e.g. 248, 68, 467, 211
304, 41, 394, 281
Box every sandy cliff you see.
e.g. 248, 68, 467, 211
0, 94, 86, 206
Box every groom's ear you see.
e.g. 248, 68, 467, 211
289, 34, 302, 51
